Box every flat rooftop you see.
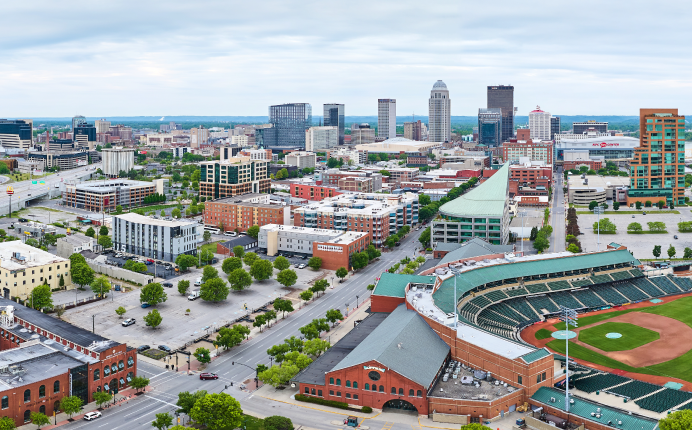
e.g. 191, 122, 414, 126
114, 213, 198, 227
430, 365, 519, 401
74, 179, 154, 192
568, 175, 630, 190
0, 242, 67, 271
0, 343, 86, 390
209, 194, 267, 204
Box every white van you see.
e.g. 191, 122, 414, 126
194, 278, 202, 287
188, 290, 200, 300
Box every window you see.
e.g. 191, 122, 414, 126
119, 360, 125, 370
346, 393, 351, 399
39, 405, 45, 414
336, 391, 341, 397
329, 377, 334, 385
127, 356, 134, 368
409, 389, 414, 396
346, 380, 351, 388
368, 371, 381, 381
336, 379, 341, 386
353, 381, 358, 389
353, 394, 359, 400
399, 388, 404, 396
304, 387, 309, 394
54, 380, 60, 393
537, 375, 541, 384
318, 390, 322, 397
311, 388, 316, 395
94, 369, 100, 381
39, 385, 46, 398
371, 384, 377, 392
365, 383, 370, 390
329, 390, 334, 396
518, 375, 523, 385
391, 387, 396, 395
24, 410, 31, 423
417, 390, 422, 397
104, 367, 110, 377
24, 389, 30, 402
542, 372, 547, 382
1, 396, 7, 409
379, 385, 384, 393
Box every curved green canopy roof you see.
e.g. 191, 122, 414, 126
439, 163, 509, 217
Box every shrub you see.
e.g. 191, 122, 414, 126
295, 394, 348, 409
361, 406, 373, 413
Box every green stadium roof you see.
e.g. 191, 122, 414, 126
520, 348, 551, 364
372, 273, 436, 298
439, 163, 509, 217
531, 387, 657, 430
433, 250, 640, 313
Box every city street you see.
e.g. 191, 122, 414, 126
550, 167, 566, 253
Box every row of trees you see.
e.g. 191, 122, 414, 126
628, 221, 667, 233
651, 245, 692, 260
143, 193, 167, 204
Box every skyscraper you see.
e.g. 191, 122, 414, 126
268, 103, 312, 149
323, 104, 345, 145
487, 85, 514, 142
528, 106, 551, 141
627, 108, 686, 207
72, 115, 86, 132
478, 108, 502, 147
377, 99, 396, 140
428, 80, 451, 142
550, 116, 561, 140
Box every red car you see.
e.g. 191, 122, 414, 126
199, 373, 219, 380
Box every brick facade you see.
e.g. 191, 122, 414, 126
290, 184, 342, 201
204, 201, 288, 232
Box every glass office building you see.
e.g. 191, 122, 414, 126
268, 103, 312, 149
487, 85, 514, 142
478, 108, 502, 147
323, 103, 345, 145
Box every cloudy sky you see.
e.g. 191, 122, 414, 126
2, 0, 691, 117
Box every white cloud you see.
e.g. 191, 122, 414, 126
1, 0, 691, 117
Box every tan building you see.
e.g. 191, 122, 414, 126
285, 151, 316, 169
338, 176, 374, 192
95, 119, 111, 134
199, 157, 270, 199
305, 126, 338, 152
0, 242, 72, 299
190, 127, 209, 148
64, 179, 164, 212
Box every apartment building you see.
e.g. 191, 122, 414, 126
290, 184, 342, 201
285, 151, 317, 169
199, 157, 270, 200
361, 166, 419, 187
112, 213, 198, 262
321, 169, 383, 191
627, 108, 686, 206
63, 179, 164, 212
190, 127, 209, 148
259, 225, 369, 270
0, 242, 72, 299
326, 148, 367, 165
502, 139, 553, 164
27, 151, 88, 171
172, 147, 191, 158
528, 106, 551, 141
203, 194, 288, 232
293, 193, 419, 246
102, 148, 135, 177
305, 126, 338, 152
508, 161, 553, 199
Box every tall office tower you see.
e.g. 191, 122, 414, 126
404, 120, 422, 141
477, 108, 503, 147
487, 85, 514, 142
323, 104, 345, 145
428, 80, 451, 142
268, 103, 312, 149
73, 122, 96, 146
377, 99, 396, 140
305, 126, 338, 152
72, 115, 87, 132
528, 106, 551, 141
95, 119, 111, 134
627, 109, 686, 207
0, 119, 33, 149
550, 116, 561, 140
573, 121, 608, 135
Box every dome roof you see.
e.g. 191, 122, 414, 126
432, 80, 447, 90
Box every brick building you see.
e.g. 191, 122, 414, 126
321, 169, 383, 192
508, 162, 552, 199
501, 139, 553, 164
63, 179, 164, 212
290, 184, 342, 201
203, 194, 288, 232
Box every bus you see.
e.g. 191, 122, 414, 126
203, 226, 221, 235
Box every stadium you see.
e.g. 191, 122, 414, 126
295, 243, 692, 429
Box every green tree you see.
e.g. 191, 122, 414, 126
418, 226, 431, 246
176, 254, 198, 271
161, 210, 166, 217
653, 245, 662, 259
273, 256, 290, 271
178, 279, 190, 295
659, 409, 692, 430
533, 232, 550, 253
250, 259, 273, 281
367, 283, 375, 290
200, 278, 229, 302
98, 235, 113, 249
247, 225, 260, 239
85, 226, 95, 238
115, 306, 127, 318
684, 247, 692, 259
588, 200, 598, 210
627, 222, 643, 232
71, 262, 95, 287
29, 284, 53, 310
253, 314, 267, 332
258, 364, 300, 388
592, 217, 617, 233
303, 338, 331, 357
130, 376, 150, 392
193, 347, 211, 364
310, 279, 329, 297
284, 335, 303, 352
189, 393, 243, 430
200, 248, 214, 265
243, 252, 259, 266
263, 415, 294, 430
647, 221, 667, 232
307, 256, 322, 270
203, 230, 211, 243
613, 201, 620, 211
90, 275, 111, 298
214, 325, 249, 350
228, 268, 252, 291
366, 244, 381, 260
635, 201, 642, 209
273, 298, 294, 318
529, 226, 538, 241
276, 269, 297, 288
267, 343, 290, 363
202, 265, 219, 283
222, 257, 242, 274
299, 290, 313, 303
61, 395, 83, 419
93, 391, 112, 408
284, 351, 312, 369
384, 235, 398, 249
232, 245, 245, 258
658, 200, 665, 209
143, 309, 163, 329
567, 243, 580, 253
668, 244, 677, 259
325, 308, 343, 326
151, 412, 173, 430
176, 390, 207, 415
140, 283, 167, 305
59, 274, 65, 288
30, 411, 50, 428
171, 208, 182, 219
0, 416, 14, 430
335, 267, 348, 280
460, 424, 487, 430
351, 251, 369, 270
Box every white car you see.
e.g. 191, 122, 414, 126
83, 411, 102, 421
298, 264, 306, 269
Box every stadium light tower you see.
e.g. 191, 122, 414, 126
559, 306, 578, 413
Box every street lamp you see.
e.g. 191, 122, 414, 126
593, 206, 605, 252
356, 295, 359, 309
92, 314, 96, 333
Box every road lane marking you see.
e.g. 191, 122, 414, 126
144, 395, 179, 407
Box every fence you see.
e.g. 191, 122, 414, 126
86, 261, 154, 285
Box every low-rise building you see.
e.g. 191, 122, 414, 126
290, 184, 342, 201
203, 194, 288, 232
326, 148, 367, 165
27, 151, 88, 171
63, 179, 164, 212
362, 166, 419, 187
258, 225, 369, 270
562, 150, 604, 171
0, 242, 71, 299
566, 174, 630, 205
321, 169, 383, 191
502, 139, 553, 164
285, 151, 317, 169
112, 213, 199, 262
13, 222, 57, 239
338, 176, 375, 193
199, 157, 270, 200
508, 160, 552, 199
56, 235, 97, 259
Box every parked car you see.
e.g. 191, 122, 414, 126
83, 411, 102, 421
674, 235, 679, 239
122, 318, 136, 327
230, 232, 238, 237
141, 303, 151, 308
18, 218, 29, 223
136, 345, 150, 353
158, 345, 172, 353
298, 264, 306, 269
224, 231, 233, 236
194, 278, 202, 287
162, 282, 173, 288
188, 290, 200, 301
395, 242, 401, 246
199, 372, 219, 380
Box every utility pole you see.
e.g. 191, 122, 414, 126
593, 206, 604, 252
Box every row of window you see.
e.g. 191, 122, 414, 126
1, 381, 60, 408
517, 372, 547, 385
327, 379, 423, 397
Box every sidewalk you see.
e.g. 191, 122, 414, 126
18, 387, 150, 430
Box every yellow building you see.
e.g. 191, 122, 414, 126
0, 242, 72, 300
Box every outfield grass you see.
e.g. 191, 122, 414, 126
578, 322, 659, 352
553, 309, 636, 330
535, 329, 553, 340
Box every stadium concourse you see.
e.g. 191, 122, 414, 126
293, 242, 692, 429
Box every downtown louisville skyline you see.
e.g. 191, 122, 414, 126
2, 0, 691, 117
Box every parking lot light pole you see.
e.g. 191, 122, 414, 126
92, 314, 95, 333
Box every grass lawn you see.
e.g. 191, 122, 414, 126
535, 329, 553, 340
578, 322, 659, 351
199, 240, 222, 255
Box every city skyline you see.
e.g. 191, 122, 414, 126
1, 1, 691, 117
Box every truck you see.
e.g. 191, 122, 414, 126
188, 290, 200, 301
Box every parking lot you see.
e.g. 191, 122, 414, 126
578, 209, 691, 259
102, 251, 179, 279
61, 255, 335, 352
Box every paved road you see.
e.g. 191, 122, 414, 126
551, 168, 566, 253
60, 228, 425, 429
